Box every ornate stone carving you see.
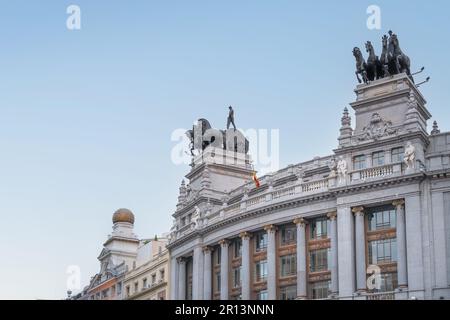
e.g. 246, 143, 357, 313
404, 141, 416, 170
431, 121, 440, 135
358, 113, 397, 141
263, 224, 276, 233
293, 217, 307, 226
239, 231, 252, 240
352, 206, 365, 216
337, 156, 348, 184
327, 212, 337, 220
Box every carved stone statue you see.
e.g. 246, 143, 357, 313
353, 47, 369, 84
328, 157, 337, 178
337, 156, 348, 184
191, 206, 201, 229
404, 141, 416, 170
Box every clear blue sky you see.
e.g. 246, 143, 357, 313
0, 0, 448, 299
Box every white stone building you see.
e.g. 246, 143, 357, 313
167, 73, 450, 300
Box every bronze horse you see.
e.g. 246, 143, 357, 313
365, 41, 383, 81
353, 47, 369, 84
387, 31, 412, 81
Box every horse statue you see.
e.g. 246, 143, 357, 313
365, 41, 383, 81
387, 30, 412, 81
380, 35, 391, 77
353, 47, 369, 84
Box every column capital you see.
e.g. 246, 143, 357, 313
392, 199, 405, 208
264, 224, 277, 233
352, 206, 365, 216
293, 217, 307, 226
327, 212, 337, 220
239, 231, 252, 240
202, 246, 213, 253
177, 256, 187, 264
218, 239, 229, 247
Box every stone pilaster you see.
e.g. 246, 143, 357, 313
293, 218, 307, 298
170, 257, 179, 300
192, 246, 204, 300
178, 257, 187, 300
337, 206, 355, 298
239, 232, 252, 300
264, 224, 277, 300
327, 212, 338, 296
203, 246, 213, 300
219, 239, 229, 300
352, 206, 366, 292
393, 199, 408, 288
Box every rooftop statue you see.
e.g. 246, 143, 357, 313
353, 30, 414, 84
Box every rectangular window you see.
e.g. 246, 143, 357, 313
372, 151, 385, 166
280, 225, 297, 245
234, 239, 242, 258
310, 218, 328, 239
353, 155, 366, 170
368, 238, 397, 264
368, 206, 396, 231
256, 290, 268, 300
377, 273, 398, 293
214, 247, 221, 265
255, 232, 268, 252
215, 272, 221, 292
117, 282, 122, 295
126, 286, 130, 297
391, 147, 404, 163
255, 260, 268, 282
309, 248, 330, 272
232, 267, 241, 288
308, 280, 330, 299
134, 282, 138, 293
280, 254, 296, 277
151, 274, 156, 284
143, 278, 147, 288
279, 285, 297, 300
160, 269, 165, 281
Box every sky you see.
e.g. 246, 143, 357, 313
0, 0, 448, 299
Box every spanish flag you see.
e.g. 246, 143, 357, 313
252, 171, 260, 188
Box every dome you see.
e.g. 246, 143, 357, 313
112, 208, 135, 224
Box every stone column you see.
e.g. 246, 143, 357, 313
178, 257, 187, 300
203, 246, 213, 300
240, 232, 252, 300
294, 218, 307, 299
327, 212, 338, 296
192, 246, 204, 300
353, 206, 366, 292
219, 239, 229, 300
264, 224, 277, 300
337, 206, 355, 298
170, 256, 179, 300
404, 194, 424, 299
393, 199, 408, 288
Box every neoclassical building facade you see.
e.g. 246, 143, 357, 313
168, 73, 450, 300
75, 209, 170, 300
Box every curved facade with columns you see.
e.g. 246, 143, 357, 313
168, 74, 450, 300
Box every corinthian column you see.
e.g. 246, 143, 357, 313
203, 246, 213, 300
293, 218, 307, 299
327, 212, 338, 296
393, 199, 407, 288
264, 224, 277, 300
239, 232, 252, 300
219, 239, 229, 299
352, 206, 366, 292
